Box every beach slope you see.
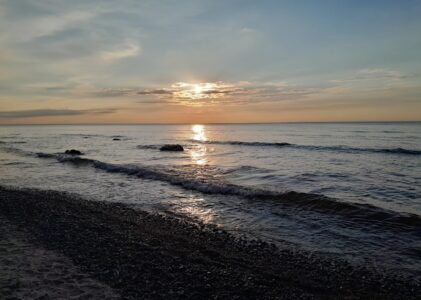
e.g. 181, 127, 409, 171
0, 186, 418, 299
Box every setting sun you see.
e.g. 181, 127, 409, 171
170, 82, 229, 102
193, 84, 203, 95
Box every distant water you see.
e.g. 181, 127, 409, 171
1, 123, 420, 277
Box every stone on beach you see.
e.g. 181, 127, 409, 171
159, 144, 184, 151
64, 149, 84, 155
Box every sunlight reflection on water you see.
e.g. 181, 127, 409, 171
191, 124, 207, 141
190, 125, 208, 165
174, 195, 215, 224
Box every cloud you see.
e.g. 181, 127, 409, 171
100, 43, 140, 62
0, 1, 96, 44
93, 82, 241, 102
92, 88, 172, 98
331, 68, 409, 83
240, 27, 257, 35
91, 81, 321, 106
136, 89, 172, 95
93, 88, 134, 97
357, 68, 407, 80
0, 108, 116, 118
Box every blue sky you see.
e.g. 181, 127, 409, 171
0, 0, 420, 123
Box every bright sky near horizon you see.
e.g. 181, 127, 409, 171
0, 0, 421, 124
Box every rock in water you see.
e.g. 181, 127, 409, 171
65, 149, 84, 155
160, 144, 184, 151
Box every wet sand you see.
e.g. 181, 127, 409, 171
0, 186, 419, 299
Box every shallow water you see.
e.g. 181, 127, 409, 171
1, 123, 420, 276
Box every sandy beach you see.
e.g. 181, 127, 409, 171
0, 185, 419, 299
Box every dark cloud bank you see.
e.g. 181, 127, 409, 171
0, 108, 116, 118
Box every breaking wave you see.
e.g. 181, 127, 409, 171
31, 151, 421, 230
188, 140, 421, 155
1, 142, 420, 231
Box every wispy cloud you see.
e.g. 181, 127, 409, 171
136, 89, 173, 95
358, 68, 407, 79
331, 68, 409, 83
92, 88, 172, 98
93, 82, 240, 102
92, 81, 320, 105
100, 43, 141, 63
0, 108, 116, 118
0, 9, 95, 43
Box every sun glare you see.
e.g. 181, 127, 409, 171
171, 82, 230, 103
194, 84, 203, 95
190, 124, 208, 165
192, 124, 207, 141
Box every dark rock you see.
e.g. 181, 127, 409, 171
64, 149, 84, 155
159, 144, 184, 152
113, 138, 121, 141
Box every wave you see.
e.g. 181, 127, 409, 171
61, 133, 105, 137
191, 140, 291, 147
382, 130, 403, 134
0, 146, 33, 157
381, 148, 421, 155
2, 144, 420, 230
10, 141, 27, 144
60, 133, 130, 140
137, 145, 161, 150
223, 165, 274, 174
302, 145, 421, 155
189, 140, 421, 156
36, 152, 56, 158
0, 140, 27, 145
31, 151, 421, 230
3, 161, 28, 166
137, 144, 205, 150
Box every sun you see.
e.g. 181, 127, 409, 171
170, 82, 231, 103
193, 84, 204, 95
175, 82, 213, 100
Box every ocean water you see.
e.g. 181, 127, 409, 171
1, 123, 420, 276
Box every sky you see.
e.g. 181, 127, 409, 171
0, 0, 421, 124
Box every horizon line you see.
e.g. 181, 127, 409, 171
1, 120, 420, 126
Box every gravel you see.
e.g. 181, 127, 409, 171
0, 186, 419, 299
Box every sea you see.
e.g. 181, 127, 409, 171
1, 122, 420, 277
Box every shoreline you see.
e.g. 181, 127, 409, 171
0, 186, 419, 299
